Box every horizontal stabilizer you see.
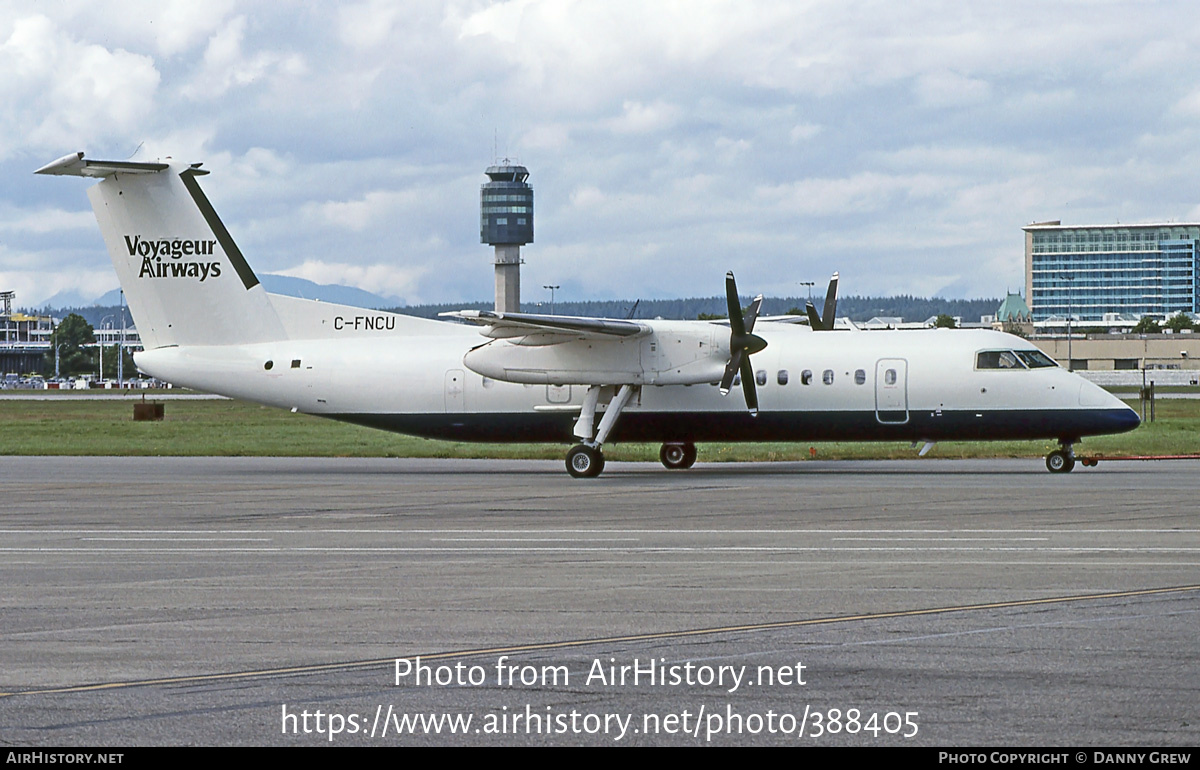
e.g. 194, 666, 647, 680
34, 152, 171, 178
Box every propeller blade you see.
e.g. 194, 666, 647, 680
725, 272, 745, 337
743, 294, 763, 333
805, 301, 822, 329
821, 272, 839, 331
720, 271, 767, 414
719, 348, 744, 395
740, 355, 758, 415
804, 273, 840, 330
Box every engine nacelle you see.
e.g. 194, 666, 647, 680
463, 321, 727, 386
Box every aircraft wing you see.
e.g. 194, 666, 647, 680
441, 310, 648, 342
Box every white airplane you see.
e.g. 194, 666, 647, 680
37, 152, 1140, 477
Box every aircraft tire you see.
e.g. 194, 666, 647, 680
1046, 450, 1075, 473
567, 444, 604, 478
660, 442, 697, 470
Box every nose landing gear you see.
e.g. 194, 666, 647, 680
1046, 440, 1077, 473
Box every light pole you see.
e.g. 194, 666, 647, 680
1060, 274, 1074, 371
543, 284, 560, 315
118, 290, 126, 386
100, 314, 114, 382
51, 321, 60, 378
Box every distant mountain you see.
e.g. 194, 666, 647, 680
39, 288, 97, 309
82, 274, 401, 310
258, 275, 401, 309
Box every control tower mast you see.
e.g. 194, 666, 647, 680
480, 163, 533, 313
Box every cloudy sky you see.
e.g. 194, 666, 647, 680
3, 0, 1200, 308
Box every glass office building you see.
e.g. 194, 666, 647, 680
1025, 221, 1200, 322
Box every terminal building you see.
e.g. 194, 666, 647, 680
1024, 221, 1200, 322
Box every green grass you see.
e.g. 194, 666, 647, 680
0, 397, 1193, 461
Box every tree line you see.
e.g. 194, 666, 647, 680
41, 313, 136, 378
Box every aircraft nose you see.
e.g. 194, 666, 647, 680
1116, 405, 1141, 432
1098, 400, 1141, 434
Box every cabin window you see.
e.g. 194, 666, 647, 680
823, 369, 834, 385
264, 360, 274, 370
801, 369, 812, 385
291, 359, 301, 369
885, 368, 897, 385
777, 370, 789, 385
756, 369, 767, 386
854, 369, 866, 385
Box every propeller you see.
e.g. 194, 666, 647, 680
805, 272, 840, 330
719, 271, 767, 415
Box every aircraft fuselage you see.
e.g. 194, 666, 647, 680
135, 321, 1138, 446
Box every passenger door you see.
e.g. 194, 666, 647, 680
875, 358, 908, 424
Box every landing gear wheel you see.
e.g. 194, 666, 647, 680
1046, 449, 1076, 474
659, 442, 697, 470
567, 444, 604, 478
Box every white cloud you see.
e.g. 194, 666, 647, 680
275, 259, 425, 301
789, 123, 821, 144
0, 15, 160, 158
0, 252, 117, 308
520, 123, 571, 151
1171, 88, 1200, 119
755, 172, 945, 217
337, 0, 408, 49
9, 0, 1200, 307
913, 71, 991, 108
304, 189, 421, 232
6, 0, 239, 57
0, 205, 94, 234
182, 15, 307, 100
568, 186, 606, 208
607, 100, 681, 135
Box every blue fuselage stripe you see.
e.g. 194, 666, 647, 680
331, 407, 1140, 444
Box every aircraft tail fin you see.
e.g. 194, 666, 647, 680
36, 152, 286, 349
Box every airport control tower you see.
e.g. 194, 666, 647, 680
481, 162, 533, 313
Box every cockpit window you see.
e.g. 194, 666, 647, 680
1014, 350, 1058, 368
976, 350, 1026, 369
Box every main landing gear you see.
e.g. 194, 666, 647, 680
563, 385, 701, 478
565, 384, 635, 478
1045, 440, 1077, 473
659, 442, 697, 470
566, 444, 605, 478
